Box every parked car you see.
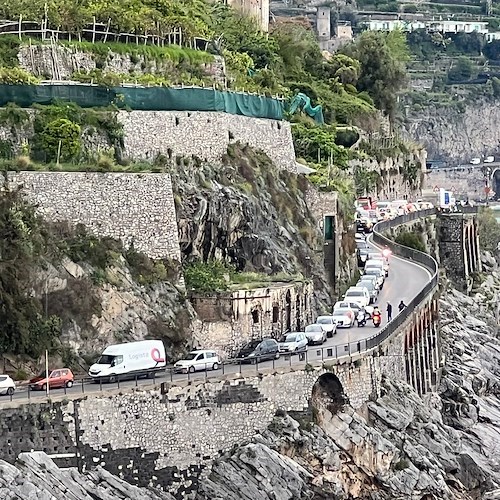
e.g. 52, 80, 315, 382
356, 279, 378, 303
333, 301, 361, 316
358, 274, 380, 292
470, 157, 481, 165
279, 332, 308, 353
367, 253, 390, 276
316, 316, 338, 337
356, 241, 370, 266
29, 369, 74, 391
343, 287, 370, 308
89, 340, 167, 382
236, 338, 280, 363
0, 375, 15, 396
485, 156, 495, 163
332, 310, 355, 328
174, 350, 220, 373
364, 267, 385, 288
365, 260, 387, 280
355, 232, 366, 243
305, 324, 327, 345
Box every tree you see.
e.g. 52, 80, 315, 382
326, 54, 360, 86
40, 118, 81, 162
342, 30, 409, 119
483, 40, 500, 61
478, 208, 500, 252
447, 56, 474, 82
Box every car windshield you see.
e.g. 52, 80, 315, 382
244, 341, 261, 349
184, 352, 200, 360
285, 334, 298, 342
305, 325, 322, 332
365, 269, 379, 275
36, 371, 50, 378
316, 317, 331, 324
361, 282, 374, 289
0, 376, 7, 382
97, 355, 115, 365
333, 311, 346, 317
346, 291, 364, 297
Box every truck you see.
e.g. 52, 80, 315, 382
88, 340, 166, 383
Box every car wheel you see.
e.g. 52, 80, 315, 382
188, 366, 195, 373
66, 380, 73, 388
7, 387, 14, 396
108, 375, 117, 383
212, 362, 219, 370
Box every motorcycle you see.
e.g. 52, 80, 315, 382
373, 314, 381, 328
357, 312, 366, 327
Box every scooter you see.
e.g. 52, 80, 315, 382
373, 314, 381, 328
357, 313, 366, 327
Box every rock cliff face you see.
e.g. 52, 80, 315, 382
0, 451, 176, 500
193, 260, 500, 499
400, 97, 500, 164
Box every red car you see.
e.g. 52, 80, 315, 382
29, 368, 74, 391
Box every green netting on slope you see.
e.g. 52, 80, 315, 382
0, 85, 284, 120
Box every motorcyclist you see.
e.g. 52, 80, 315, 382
357, 307, 366, 325
372, 306, 381, 326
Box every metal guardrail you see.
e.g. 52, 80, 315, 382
0, 208, 476, 404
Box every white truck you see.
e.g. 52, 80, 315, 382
89, 340, 166, 383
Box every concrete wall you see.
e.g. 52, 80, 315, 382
424, 166, 485, 201
118, 110, 297, 172
192, 281, 314, 358
8, 172, 181, 261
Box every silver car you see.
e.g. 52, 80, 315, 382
305, 324, 327, 345
279, 332, 308, 353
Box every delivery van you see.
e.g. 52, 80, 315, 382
88, 340, 166, 383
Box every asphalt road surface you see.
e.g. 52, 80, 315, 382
2, 239, 431, 404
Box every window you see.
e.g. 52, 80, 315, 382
252, 309, 260, 324
272, 306, 279, 323
196, 353, 205, 360
324, 216, 334, 240
51, 371, 61, 378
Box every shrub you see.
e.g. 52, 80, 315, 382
184, 260, 233, 293
0, 67, 39, 85
395, 231, 426, 252
40, 118, 81, 161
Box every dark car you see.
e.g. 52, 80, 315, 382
236, 338, 280, 363
357, 241, 370, 266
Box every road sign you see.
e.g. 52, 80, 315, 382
433, 186, 439, 192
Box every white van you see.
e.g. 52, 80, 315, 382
89, 340, 166, 382
343, 287, 370, 308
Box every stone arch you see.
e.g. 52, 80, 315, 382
492, 168, 500, 200
311, 373, 348, 419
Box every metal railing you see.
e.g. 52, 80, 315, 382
1, 208, 474, 404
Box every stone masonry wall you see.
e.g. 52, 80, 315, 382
118, 111, 297, 172
424, 166, 486, 201
7, 171, 181, 261
0, 361, 375, 497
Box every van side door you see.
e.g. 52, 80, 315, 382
195, 352, 206, 371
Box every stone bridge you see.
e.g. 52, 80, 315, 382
0, 208, 479, 497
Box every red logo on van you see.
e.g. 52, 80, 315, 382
151, 348, 165, 363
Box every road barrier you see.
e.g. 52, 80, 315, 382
1, 207, 477, 404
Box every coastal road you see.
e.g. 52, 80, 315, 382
1, 239, 431, 405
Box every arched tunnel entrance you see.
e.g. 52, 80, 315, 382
492, 168, 500, 200
311, 373, 348, 422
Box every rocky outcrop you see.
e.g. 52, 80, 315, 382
0, 451, 176, 500
195, 265, 500, 499
170, 144, 333, 307
400, 97, 500, 164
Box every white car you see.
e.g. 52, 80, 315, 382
0, 375, 15, 396
343, 287, 370, 308
332, 310, 355, 328
470, 158, 481, 165
304, 324, 327, 345
364, 267, 385, 288
485, 156, 495, 163
174, 350, 220, 373
366, 256, 389, 276
279, 332, 308, 353
316, 316, 338, 337
333, 301, 362, 315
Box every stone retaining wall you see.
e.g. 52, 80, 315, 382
8, 171, 181, 261
118, 110, 297, 172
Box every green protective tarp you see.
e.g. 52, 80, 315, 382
0, 84, 284, 120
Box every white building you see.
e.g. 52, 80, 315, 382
361, 18, 489, 35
